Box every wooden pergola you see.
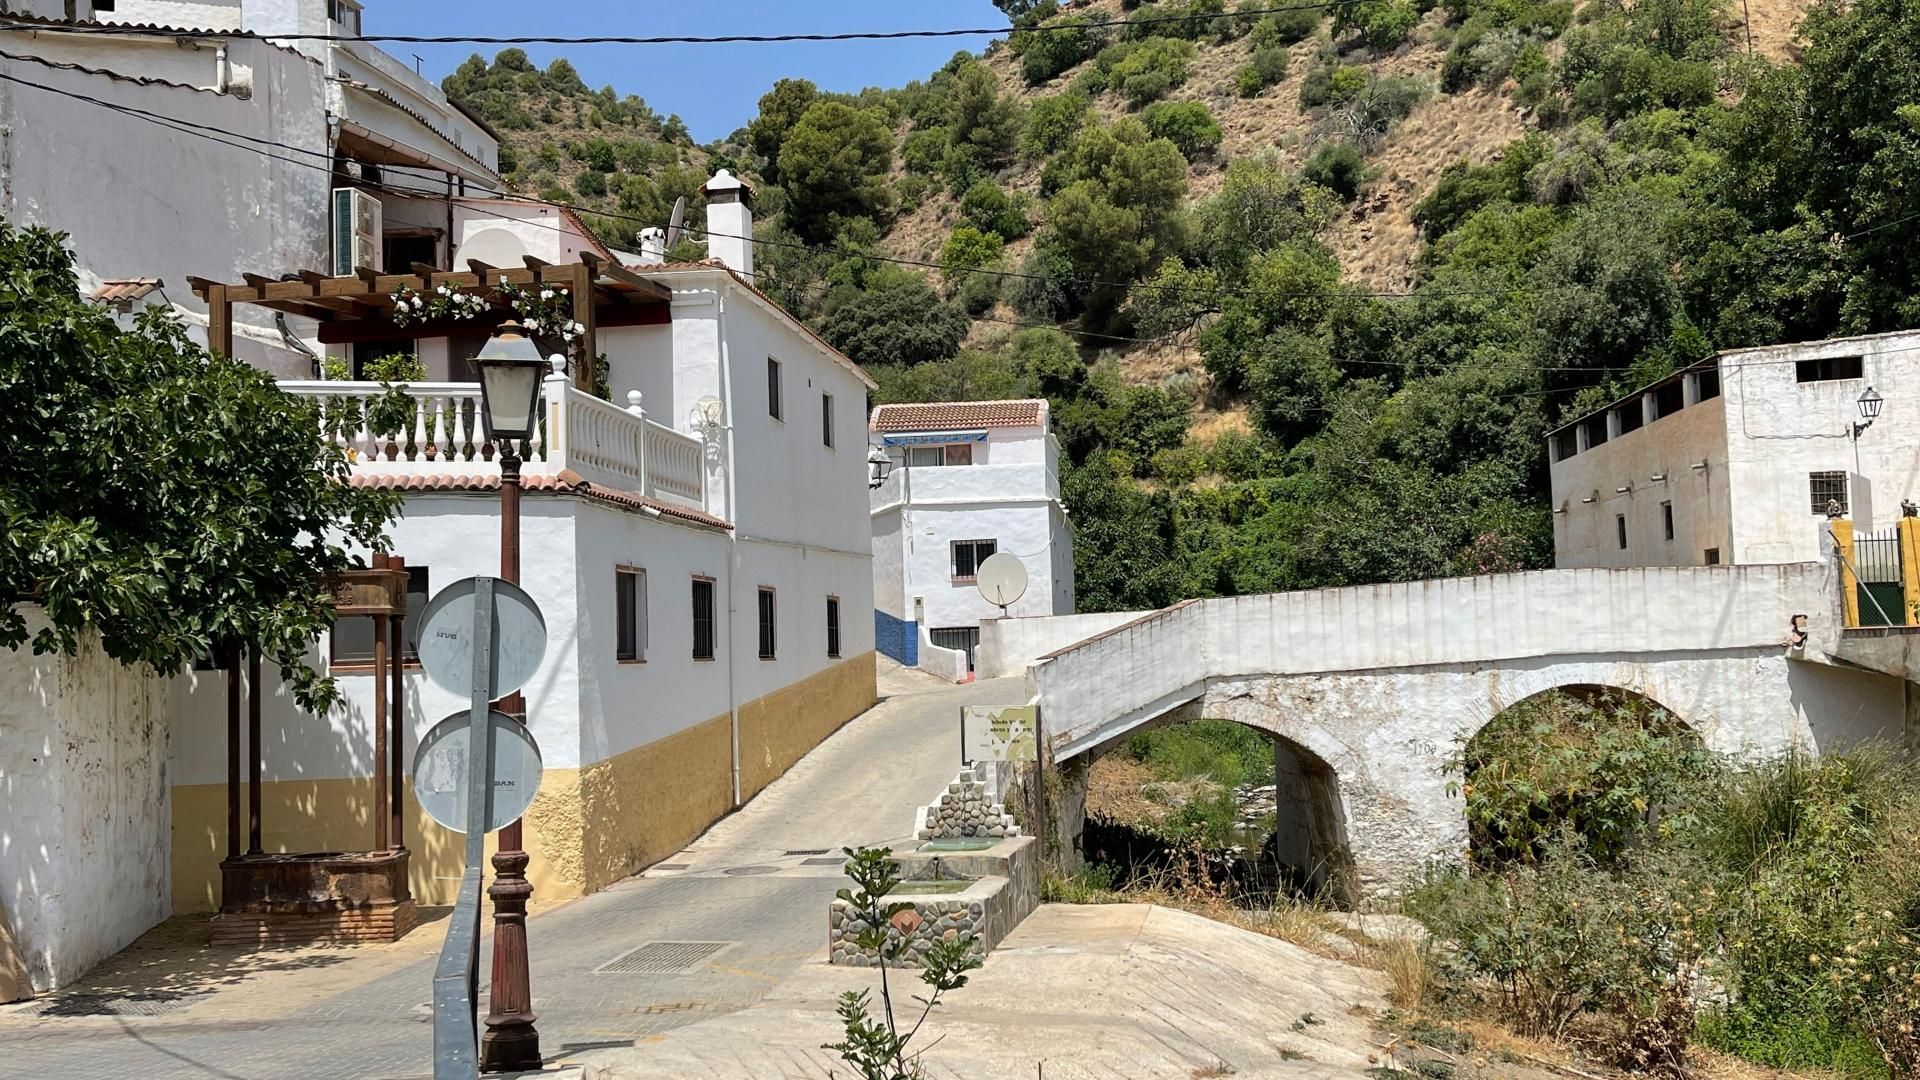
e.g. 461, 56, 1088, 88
187, 251, 675, 390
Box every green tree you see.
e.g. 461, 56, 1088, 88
0, 224, 398, 711
1141, 100, 1223, 159
960, 181, 1032, 240
1020, 89, 1091, 158
939, 226, 1006, 286
949, 62, 1023, 168
747, 78, 820, 182
818, 268, 970, 366
777, 101, 896, 241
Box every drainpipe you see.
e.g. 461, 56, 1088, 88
213, 45, 230, 94
718, 292, 743, 806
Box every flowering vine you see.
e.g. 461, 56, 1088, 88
387, 281, 583, 346
389, 282, 490, 327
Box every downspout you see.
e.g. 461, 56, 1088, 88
213, 44, 230, 94
718, 292, 743, 806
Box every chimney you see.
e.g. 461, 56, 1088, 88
701, 169, 754, 277
636, 227, 666, 265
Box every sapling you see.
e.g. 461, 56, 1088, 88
824, 846, 983, 1080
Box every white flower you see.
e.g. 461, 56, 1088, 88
526, 319, 542, 333
540, 289, 554, 300
437, 284, 452, 295
570, 321, 584, 334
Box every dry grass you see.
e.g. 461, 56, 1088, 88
1379, 938, 1431, 1016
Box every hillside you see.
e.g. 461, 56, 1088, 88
443, 0, 1920, 616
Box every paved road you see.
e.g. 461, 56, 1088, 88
1, 669, 1024, 1080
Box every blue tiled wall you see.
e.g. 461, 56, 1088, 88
875, 610, 918, 666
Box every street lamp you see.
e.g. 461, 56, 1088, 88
470, 319, 544, 1072
867, 444, 894, 489
1855, 385, 1884, 437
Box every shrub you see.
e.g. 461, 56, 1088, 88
1235, 46, 1290, 96
1300, 59, 1371, 108
1266, 5, 1325, 42
1022, 89, 1091, 159
957, 269, 1003, 315
902, 126, 949, 175
960, 181, 1032, 240
572, 170, 607, 197
1093, 37, 1197, 107
1016, 14, 1103, 84
1010, 241, 1081, 321
938, 226, 1006, 286
1301, 141, 1370, 200
1141, 100, 1223, 158
1359, 0, 1422, 49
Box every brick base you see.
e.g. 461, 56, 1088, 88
211, 899, 418, 946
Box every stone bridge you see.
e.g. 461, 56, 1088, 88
1027, 564, 1916, 900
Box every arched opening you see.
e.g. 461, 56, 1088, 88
1076, 712, 1356, 907
1462, 684, 1705, 869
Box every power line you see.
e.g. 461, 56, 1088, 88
0, 2, 1365, 46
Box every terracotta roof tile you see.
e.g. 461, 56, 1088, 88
869, 399, 1048, 433
347, 469, 731, 531
89, 277, 163, 304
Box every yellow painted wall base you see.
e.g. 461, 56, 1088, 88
739, 651, 879, 801
170, 651, 879, 910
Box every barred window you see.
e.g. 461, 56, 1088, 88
1809, 471, 1849, 515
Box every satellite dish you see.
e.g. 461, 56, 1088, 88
975, 552, 1029, 612
664, 196, 687, 248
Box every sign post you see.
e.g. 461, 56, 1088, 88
414, 577, 546, 1080
959, 704, 1044, 865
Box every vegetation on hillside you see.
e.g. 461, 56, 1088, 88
445, 0, 1920, 614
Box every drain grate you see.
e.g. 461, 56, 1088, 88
596, 941, 731, 974
782, 848, 830, 856
722, 865, 779, 876
651, 863, 689, 871
28, 992, 199, 1018
803, 856, 847, 866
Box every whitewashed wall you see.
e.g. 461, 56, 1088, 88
0, 614, 170, 992
1721, 331, 1920, 563
0, 38, 331, 377
976, 610, 1152, 679
1551, 397, 1731, 568
902, 503, 1061, 630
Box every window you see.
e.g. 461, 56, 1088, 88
94, 0, 116, 10
1651, 381, 1684, 420
904, 443, 974, 467
826, 596, 842, 659
1704, 547, 1721, 565
1581, 414, 1609, 449
1662, 501, 1675, 541
1615, 401, 1643, 435
1809, 470, 1849, 515
1795, 355, 1863, 383
821, 393, 835, 448
1695, 367, 1721, 401
616, 568, 646, 662
952, 539, 997, 581
691, 578, 716, 661
757, 588, 777, 660
1616, 514, 1628, 550
1551, 430, 1578, 462
332, 567, 430, 665
766, 357, 783, 420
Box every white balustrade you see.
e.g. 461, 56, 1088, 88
281, 378, 707, 513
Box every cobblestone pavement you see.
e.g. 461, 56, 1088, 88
0, 671, 1023, 1079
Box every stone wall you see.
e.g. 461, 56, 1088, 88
915, 767, 1021, 841
828, 891, 991, 968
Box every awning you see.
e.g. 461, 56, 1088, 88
882, 431, 989, 446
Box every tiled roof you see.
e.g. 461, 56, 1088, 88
336, 78, 499, 178
632, 261, 878, 390
869, 400, 1048, 433
89, 277, 163, 304
347, 469, 731, 531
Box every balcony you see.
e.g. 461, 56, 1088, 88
282, 374, 708, 511
870, 462, 1059, 511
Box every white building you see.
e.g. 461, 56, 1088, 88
2, 174, 880, 990
1549, 329, 1920, 569
869, 400, 1074, 674
0, 0, 501, 375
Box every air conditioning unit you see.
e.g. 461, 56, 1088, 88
331, 187, 383, 277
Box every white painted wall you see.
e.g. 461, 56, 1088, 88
0, 614, 171, 991
95, 0, 243, 30
976, 610, 1152, 679
1551, 330, 1920, 568
0, 40, 331, 377
1720, 331, 1920, 563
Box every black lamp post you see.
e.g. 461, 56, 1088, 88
867, 444, 894, 489
471, 319, 545, 1073
1855, 385, 1884, 436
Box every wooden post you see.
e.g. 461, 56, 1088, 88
1899, 516, 1920, 627
207, 283, 233, 360
247, 641, 263, 855
372, 602, 391, 853
225, 640, 241, 861
571, 262, 596, 394
389, 556, 407, 851
1833, 517, 1861, 628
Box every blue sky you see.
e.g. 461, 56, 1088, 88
364, 1, 1011, 143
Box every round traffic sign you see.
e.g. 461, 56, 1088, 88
411, 710, 544, 834
975, 551, 1029, 608
417, 576, 546, 699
